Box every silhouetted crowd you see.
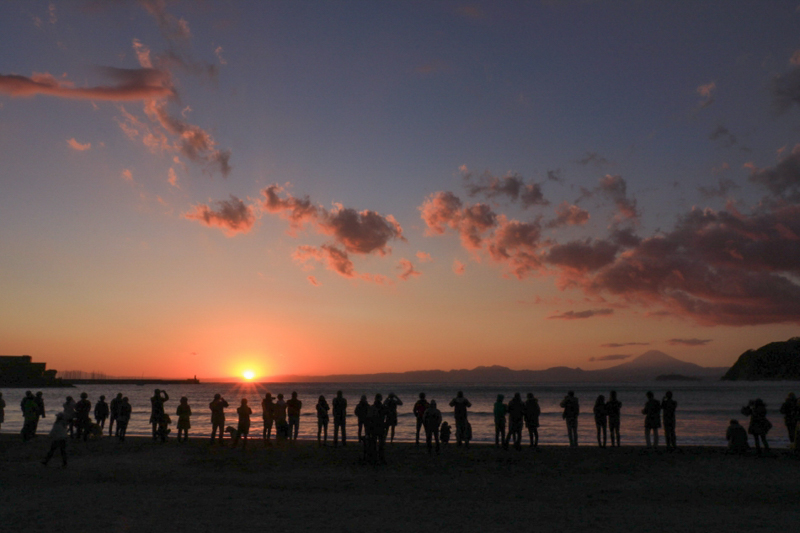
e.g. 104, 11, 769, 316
3, 387, 798, 468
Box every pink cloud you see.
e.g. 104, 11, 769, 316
0, 69, 173, 101
67, 138, 91, 151
697, 81, 716, 108
548, 309, 614, 320
398, 259, 421, 281
121, 169, 133, 181
183, 195, 255, 236
462, 168, 548, 208
168, 167, 179, 188
416, 251, 433, 262
546, 201, 590, 228
307, 275, 321, 287
262, 185, 404, 255
452, 259, 466, 275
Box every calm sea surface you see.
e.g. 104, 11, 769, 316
3, 381, 799, 447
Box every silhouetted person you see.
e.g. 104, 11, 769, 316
413, 392, 429, 446
274, 393, 288, 441
34, 391, 45, 433
661, 391, 677, 450
726, 419, 749, 454
157, 412, 171, 442
0, 392, 5, 432
62, 396, 76, 438
75, 392, 92, 441
42, 413, 68, 467
642, 391, 661, 448
261, 393, 275, 443
150, 389, 169, 441
594, 395, 608, 448
117, 397, 131, 441
355, 395, 369, 440
21, 391, 37, 441
440, 421, 451, 446
493, 394, 507, 448
108, 393, 123, 437
779, 392, 797, 444
560, 391, 579, 447
507, 393, 525, 451
233, 399, 252, 448
606, 391, 622, 447
287, 391, 302, 441
449, 391, 472, 447
316, 395, 329, 446
364, 394, 387, 464
384, 393, 403, 443
332, 390, 347, 447
742, 398, 772, 455
176, 396, 192, 443
423, 400, 442, 455
94, 395, 109, 431
209, 393, 229, 444
524, 393, 540, 448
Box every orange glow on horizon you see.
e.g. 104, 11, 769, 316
243, 370, 255, 380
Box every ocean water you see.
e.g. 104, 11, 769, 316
3, 381, 799, 447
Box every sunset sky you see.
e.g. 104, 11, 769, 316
2, 1, 800, 379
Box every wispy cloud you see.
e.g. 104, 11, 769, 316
0, 69, 173, 101
588, 354, 631, 362
398, 259, 421, 281
453, 259, 466, 275
548, 309, 614, 320
600, 342, 649, 348
697, 81, 716, 108
67, 138, 91, 151
667, 338, 712, 346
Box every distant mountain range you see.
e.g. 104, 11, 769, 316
722, 337, 800, 380
267, 350, 728, 383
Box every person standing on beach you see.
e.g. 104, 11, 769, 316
42, 413, 69, 467
287, 391, 302, 441
355, 395, 369, 440
507, 393, 525, 451
642, 391, 661, 448
742, 399, 772, 455
176, 396, 192, 443
209, 393, 229, 444
449, 391, 472, 447
413, 392, 429, 446
233, 398, 252, 448
524, 393, 540, 448
779, 392, 797, 445
661, 391, 677, 450
150, 389, 169, 442
606, 391, 622, 447
364, 394, 387, 464
62, 396, 76, 439
493, 394, 507, 448
34, 392, 46, 434
94, 395, 109, 431
74, 392, 92, 441
108, 393, 123, 437
594, 395, 608, 448
261, 393, 275, 444
423, 400, 442, 455
384, 393, 403, 443
117, 397, 131, 442
274, 393, 288, 440
0, 392, 5, 432
21, 391, 38, 441
560, 391, 579, 447
316, 395, 330, 446
332, 390, 347, 447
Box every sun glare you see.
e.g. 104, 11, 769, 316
243, 370, 255, 380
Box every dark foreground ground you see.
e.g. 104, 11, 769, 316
1, 434, 798, 532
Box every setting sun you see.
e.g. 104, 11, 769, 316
243, 370, 255, 380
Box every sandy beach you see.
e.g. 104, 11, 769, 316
1, 434, 797, 533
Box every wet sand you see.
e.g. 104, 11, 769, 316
1, 434, 797, 532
